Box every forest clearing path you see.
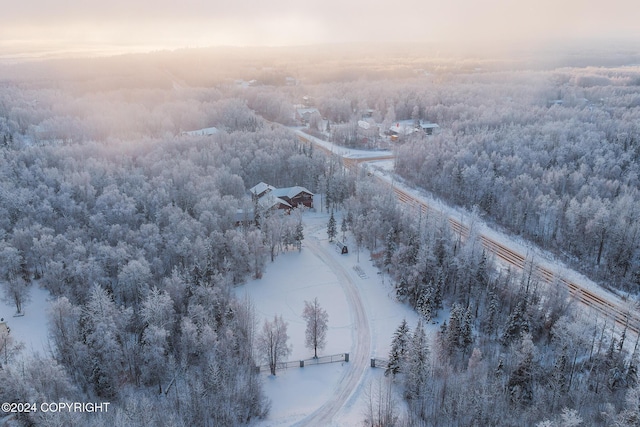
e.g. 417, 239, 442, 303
292, 233, 371, 426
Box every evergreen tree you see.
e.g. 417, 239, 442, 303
502, 298, 529, 345
508, 333, 536, 406
295, 221, 304, 251
484, 289, 499, 336
462, 305, 473, 350
346, 210, 354, 228
384, 228, 396, 272
327, 211, 337, 242
444, 303, 465, 354
341, 217, 348, 242
416, 291, 432, 322
386, 318, 411, 377
475, 251, 489, 288
405, 320, 430, 409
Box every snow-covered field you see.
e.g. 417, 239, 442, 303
237, 211, 430, 426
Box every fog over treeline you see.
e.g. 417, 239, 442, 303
1, 44, 640, 426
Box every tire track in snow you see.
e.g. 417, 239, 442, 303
293, 235, 370, 427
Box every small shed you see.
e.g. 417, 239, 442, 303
335, 241, 348, 254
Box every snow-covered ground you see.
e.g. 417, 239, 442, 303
0, 284, 51, 357
237, 211, 434, 426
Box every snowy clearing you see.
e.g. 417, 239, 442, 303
0, 284, 51, 357
238, 211, 431, 426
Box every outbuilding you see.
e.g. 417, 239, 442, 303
335, 241, 348, 254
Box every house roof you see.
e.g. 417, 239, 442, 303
271, 186, 314, 199
389, 123, 416, 135
419, 122, 440, 129
258, 194, 292, 210
296, 108, 320, 116
250, 182, 276, 196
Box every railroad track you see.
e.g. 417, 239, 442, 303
393, 186, 640, 336
297, 132, 640, 337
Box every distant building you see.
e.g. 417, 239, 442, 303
361, 109, 375, 118
257, 193, 293, 211
250, 182, 314, 211
388, 120, 440, 139
419, 122, 440, 135
249, 182, 276, 200
357, 120, 380, 139
388, 122, 416, 137
181, 127, 219, 136
295, 108, 321, 124
270, 186, 314, 208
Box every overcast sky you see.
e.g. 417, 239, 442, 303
1, 0, 639, 54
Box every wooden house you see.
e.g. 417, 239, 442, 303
249, 182, 276, 200
270, 186, 314, 209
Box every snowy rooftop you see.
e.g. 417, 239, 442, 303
419, 122, 440, 129
296, 108, 319, 116
181, 126, 219, 136
258, 193, 292, 210
271, 186, 313, 199
250, 181, 276, 196
388, 122, 416, 135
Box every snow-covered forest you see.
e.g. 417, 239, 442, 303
295, 65, 640, 292
1, 46, 640, 426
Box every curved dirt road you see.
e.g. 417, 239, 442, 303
292, 234, 371, 426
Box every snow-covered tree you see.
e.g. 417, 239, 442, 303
295, 220, 304, 251
302, 297, 328, 358
327, 210, 337, 242
363, 376, 402, 427
405, 320, 430, 405
386, 318, 411, 377
341, 216, 348, 242
1, 276, 30, 315
256, 314, 292, 376
508, 332, 536, 406
82, 285, 132, 398
0, 322, 23, 368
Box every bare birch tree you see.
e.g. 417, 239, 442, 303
256, 314, 291, 376
303, 297, 328, 359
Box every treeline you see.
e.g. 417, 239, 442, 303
344, 173, 640, 426
291, 66, 640, 291
0, 115, 336, 425
392, 68, 640, 291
